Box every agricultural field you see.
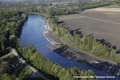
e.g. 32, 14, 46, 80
58, 7, 120, 51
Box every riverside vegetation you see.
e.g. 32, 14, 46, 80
0, 0, 120, 79
0, 9, 27, 55
0, 8, 33, 79
48, 4, 120, 64
18, 45, 95, 80
49, 16, 120, 64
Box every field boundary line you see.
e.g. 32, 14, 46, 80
79, 14, 120, 25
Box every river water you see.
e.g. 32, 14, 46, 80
20, 14, 119, 80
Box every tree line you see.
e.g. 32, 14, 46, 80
51, 22, 120, 63
18, 45, 95, 80
45, 0, 120, 16
46, 0, 120, 64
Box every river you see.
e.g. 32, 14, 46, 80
20, 14, 119, 80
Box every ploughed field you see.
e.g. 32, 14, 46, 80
58, 8, 120, 50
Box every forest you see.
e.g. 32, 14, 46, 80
0, 53, 32, 80
0, 9, 27, 56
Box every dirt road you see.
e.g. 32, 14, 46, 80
11, 49, 49, 80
